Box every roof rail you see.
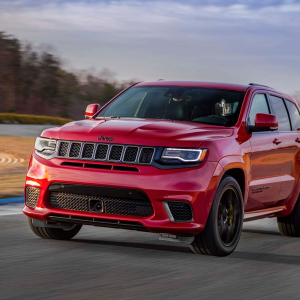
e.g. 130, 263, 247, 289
248, 83, 273, 89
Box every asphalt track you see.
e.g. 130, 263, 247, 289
1, 206, 300, 300
0, 124, 55, 137
0, 152, 24, 166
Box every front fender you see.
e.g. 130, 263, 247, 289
207, 155, 249, 208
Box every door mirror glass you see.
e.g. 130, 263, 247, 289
249, 113, 278, 132
85, 104, 101, 119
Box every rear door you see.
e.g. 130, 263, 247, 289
277, 98, 300, 203
247, 93, 284, 211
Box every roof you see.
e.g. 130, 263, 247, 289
136, 81, 249, 91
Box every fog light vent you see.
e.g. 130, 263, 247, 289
163, 201, 193, 222
26, 187, 40, 208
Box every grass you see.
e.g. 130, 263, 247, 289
0, 136, 35, 198
0, 113, 73, 125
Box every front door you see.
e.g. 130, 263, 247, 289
247, 93, 283, 211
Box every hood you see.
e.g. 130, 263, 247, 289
41, 118, 233, 148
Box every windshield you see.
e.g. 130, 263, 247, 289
96, 86, 246, 126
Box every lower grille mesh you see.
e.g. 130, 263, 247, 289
167, 201, 193, 221
26, 187, 40, 208
49, 192, 154, 217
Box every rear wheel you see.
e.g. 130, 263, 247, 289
190, 176, 244, 256
278, 198, 300, 237
27, 217, 82, 240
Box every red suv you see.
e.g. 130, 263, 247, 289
24, 81, 300, 256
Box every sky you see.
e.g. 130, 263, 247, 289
0, 0, 299, 94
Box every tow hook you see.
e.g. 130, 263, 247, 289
159, 233, 194, 244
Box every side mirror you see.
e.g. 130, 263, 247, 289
248, 113, 278, 133
85, 104, 101, 119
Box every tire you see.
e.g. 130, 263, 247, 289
278, 198, 300, 237
190, 175, 244, 256
27, 217, 82, 240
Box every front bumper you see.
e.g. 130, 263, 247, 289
23, 152, 218, 235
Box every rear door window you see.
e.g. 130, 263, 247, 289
269, 95, 291, 131
285, 100, 300, 131
248, 94, 270, 126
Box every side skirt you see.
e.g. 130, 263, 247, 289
244, 206, 286, 222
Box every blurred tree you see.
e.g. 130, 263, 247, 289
0, 32, 21, 113
0, 31, 137, 120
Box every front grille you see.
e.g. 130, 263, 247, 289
26, 187, 40, 208
58, 142, 69, 156
95, 144, 109, 160
139, 148, 154, 164
167, 201, 193, 222
56, 140, 155, 165
124, 147, 138, 162
82, 144, 95, 158
49, 192, 154, 217
69, 143, 81, 157
109, 145, 123, 161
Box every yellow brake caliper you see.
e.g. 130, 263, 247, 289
228, 203, 234, 226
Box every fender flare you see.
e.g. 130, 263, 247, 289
210, 155, 249, 206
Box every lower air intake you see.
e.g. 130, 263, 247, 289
49, 192, 154, 217
166, 201, 193, 222
26, 187, 40, 208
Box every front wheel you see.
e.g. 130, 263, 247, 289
27, 217, 82, 240
190, 175, 244, 256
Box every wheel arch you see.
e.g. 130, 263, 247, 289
215, 156, 249, 203
222, 168, 246, 199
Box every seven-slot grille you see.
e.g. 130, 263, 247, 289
49, 192, 154, 217
57, 141, 155, 164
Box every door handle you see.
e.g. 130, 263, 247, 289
273, 138, 282, 145
296, 137, 300, 143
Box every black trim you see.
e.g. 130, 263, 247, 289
48, 183, 149, 201
284, 99, 297, 131
48, 214, 148, 232
249, 83, 272, 89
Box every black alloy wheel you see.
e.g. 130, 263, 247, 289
190, 175, 244, 256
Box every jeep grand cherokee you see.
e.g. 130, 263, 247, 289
23, 81, 300, 256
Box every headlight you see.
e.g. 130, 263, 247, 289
35, 137, 57, 158
161, 148, 207, 163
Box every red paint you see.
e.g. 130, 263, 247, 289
85, 103, 101, 118
23, 82, 300, 235
255, 113, 278, 129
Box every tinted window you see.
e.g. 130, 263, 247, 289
285, 100, 300, 131
269, 95, 291, 131
97, 86, 246, 127
248, 94, 270, 126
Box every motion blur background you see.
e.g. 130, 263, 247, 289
0, 0, 300, 120
1, 1, 300, 299
2, 0, 300, 198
